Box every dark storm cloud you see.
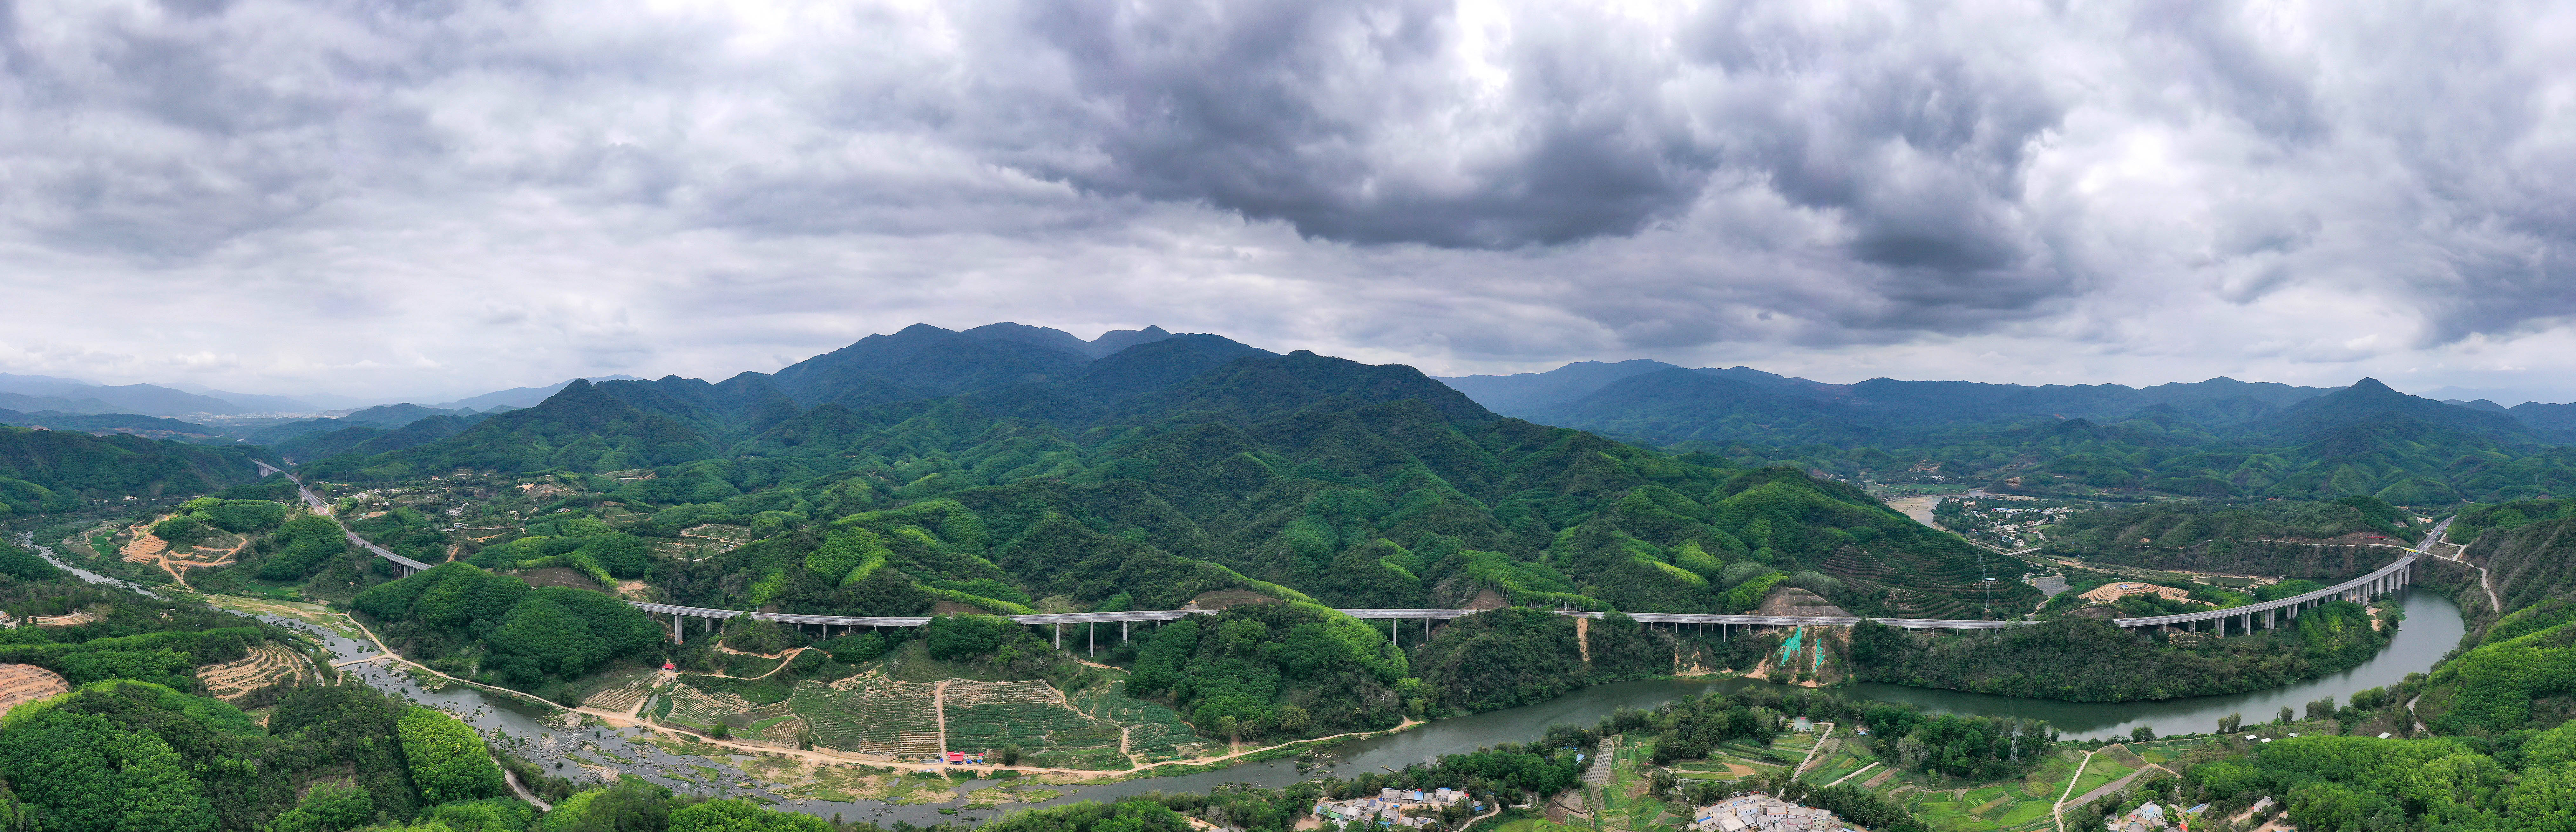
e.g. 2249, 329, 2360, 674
988, 0, 2089, 330
1011, 0, 1719, 249
4, 0, 2576, 399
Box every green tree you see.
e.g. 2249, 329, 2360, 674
486, 597, 610, 680
538, 781, 672, 832
151, 515, 209, 547
572, 533, 654, 579
1275, 704, 1311, 735
182, 497, 287, 533
0, 706, 216, 832
395, 707, 504, 804
667, 798, 831, 831
0, 542, 59, 581
925, 615, 1014, 661
977, 798, 1194, 832
258, 514, 355, 580
268, 782, 377, 832
426, 797, 539, 831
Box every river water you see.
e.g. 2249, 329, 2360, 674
12, 531, 2468, 823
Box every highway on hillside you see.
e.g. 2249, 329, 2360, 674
261, 462, 436, 573
259, 464, 2436, 640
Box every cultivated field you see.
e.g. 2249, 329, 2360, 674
577, 667, 662, 714
1073, 681, 1209, 760
679, 524, 755, 552
944, 680, 1125, 768
662, 685, 758, 731
199, 644, 312, 702
791, 675, 945, 758
0, 665, 68, 717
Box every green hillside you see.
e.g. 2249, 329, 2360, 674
0, 426, 274, 519
296, 331, 2029, 623
1524, 373, 2576, 505
2040, 496, 2419, 577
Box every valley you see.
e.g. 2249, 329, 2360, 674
1, 321, 2565, 832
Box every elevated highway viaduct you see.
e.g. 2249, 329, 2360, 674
269, 468, 2438, 651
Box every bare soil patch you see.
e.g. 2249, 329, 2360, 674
0, 665, 68, 717
34, 611, 98, 628
200, 645, 312, 702
678, 524, 753, 554
1185, 590, 1282, 610
119, 521, 169, 562
513, 567, 607, 591
1757, 587, 1849, 617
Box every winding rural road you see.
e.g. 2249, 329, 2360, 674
2052, 750, 2094, 832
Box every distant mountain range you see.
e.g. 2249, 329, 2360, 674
0, 373, 276, 417
291, 321, 2029, 621
1436, 360, 2576, 503
17, 326, 2576, 505
1439, 361, 2576, 447
423, 375, 646, 411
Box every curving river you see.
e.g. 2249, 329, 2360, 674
13, 532, 2469, 824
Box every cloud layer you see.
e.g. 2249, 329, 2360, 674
3, 0, 2575, 402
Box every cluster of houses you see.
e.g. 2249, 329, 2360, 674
1688, 795, 1850, 832
1311, 788, 1474, 828
2112, 801, 2209, 832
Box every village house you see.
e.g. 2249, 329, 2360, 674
1689, 795, 1847, 832
1311, 788, 1472, 828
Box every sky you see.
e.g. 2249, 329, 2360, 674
4, 0, 2576, 406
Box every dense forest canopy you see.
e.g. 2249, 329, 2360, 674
0, 426, 274, 517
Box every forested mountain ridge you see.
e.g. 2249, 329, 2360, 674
0, 426, 274, 517
247, 403, 492, 447
1483, 366, 2576, 503
0, 408, 220, 438
297, 325, 2025, 622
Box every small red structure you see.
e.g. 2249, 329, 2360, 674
662, 663, 677, 670
947, 751, 965, 764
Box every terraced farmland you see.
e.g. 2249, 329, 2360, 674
942, 680, 1123, 764
0, 665, 68, 718
1073, 682, 1209, 760
1793, 737, 1876, 786
663, 685, 757, 730
791, 676, 944, 758
1863, 747, 2091, 832
198, 645, 310, 702
679, 524, 755, 553
580, 670, 661, 715
726, 700, 804, 746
